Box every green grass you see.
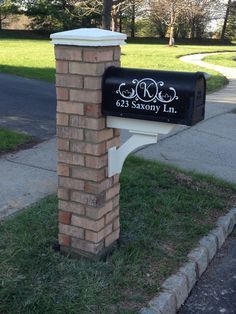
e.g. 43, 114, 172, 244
204, 52, 236, 68
1, 156, 235, 313
0, 127, 31, 152
0, 31, 236, 91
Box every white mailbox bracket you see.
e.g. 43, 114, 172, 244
107, 116, 176, 177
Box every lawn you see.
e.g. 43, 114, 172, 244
0, 31, 236, 92
0, 127, 31, 153
0, 156, 235, 313
204, 52, 236, 68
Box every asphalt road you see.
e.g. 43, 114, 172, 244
0, 73, 56, 139
179, 228, 236, 314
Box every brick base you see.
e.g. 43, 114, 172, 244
60, 239, 118, 261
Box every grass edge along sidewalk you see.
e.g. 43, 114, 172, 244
0, 127, 32, 154
203, 52, 236, 68
0, 156, 236, 313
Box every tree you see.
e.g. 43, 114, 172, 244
98, 0, 145, 33
26, 0, 100, 32
0, 0, 18, 30
224, 0, 236, 39
148, 0, 191, 46
102, 0, 112, 29
186, 0, 219, 39
221, 0, 231, 39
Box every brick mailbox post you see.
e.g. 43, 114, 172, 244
51, 28, 127, 260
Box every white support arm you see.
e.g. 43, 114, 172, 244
108, 133, 158, 177
106, 117, 176, 177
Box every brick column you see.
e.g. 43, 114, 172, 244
51, 28, 126, 260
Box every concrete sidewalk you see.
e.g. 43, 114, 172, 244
0, 138, 57, 220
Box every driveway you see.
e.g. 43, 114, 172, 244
0, 73, 56, 139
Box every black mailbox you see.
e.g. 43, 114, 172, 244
102, 67, 206, 126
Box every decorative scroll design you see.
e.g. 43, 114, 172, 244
116, 78, 179, 104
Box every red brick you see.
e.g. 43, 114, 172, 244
71, 166, 105, 182
85, 104, 102, 118
85, 223, 113, 243
84, 178, 112, 194
58, 188, 69, 200
84, 76, 102, 90
59, 177, 84, 191
57, 138, 69, 151
85, 155, 107, 169
59, 223, 84, 239
71, 191, 105, 207
106, 137, 120, 149
59, 210, 71, 224
114, 47, 121, 60
58, 151, 84, 166
83, 48, 114, 62
70, 141, 106, 156
85, 129, 113, 143
57, 113, 69, 126
86, 201, 113, 219
57, 101, 84, 115
105, 206, 119, 225
114, 128, 120, 137
113, 195, 120, 208
55, 46, 82, 61
113, 174, 120, 184
113, 217, 120, 230
58, 164, 70, 177
104, 61, 120, 69
56, 60, 68, 74
69, 62, 104, 76
71, 237, 104, 254
58, 233, 71, 246
70, 116, 105, 130
59, 200, 85, 215
56, 74, 83, 89
70, 89, 102, 104
71, 215, 104, 232
105, 228, 120, 247
57, 126, 83, 140
56, 87, 69, 100
106, 184, 120, 201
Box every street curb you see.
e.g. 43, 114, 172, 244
140, 208, 236, 314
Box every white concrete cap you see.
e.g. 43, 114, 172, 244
50, 28, 127, 46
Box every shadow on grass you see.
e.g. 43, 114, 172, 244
127, 37, 235, 46
0, 29, 50, 40
0, 64, 55, 83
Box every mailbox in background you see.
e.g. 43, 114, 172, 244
102, 67, 206, 126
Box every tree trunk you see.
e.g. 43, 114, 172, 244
190, 19, 195, 39
119, 12, 122, 33
102, 0, 113, 30
221, 0, 231, 39
130, 3, 135, 38
111, 15, 115, 31
169, 25, 175, 46
0, 17, 2, 31
111, 13, 118, 32
169, 3, 175, 46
